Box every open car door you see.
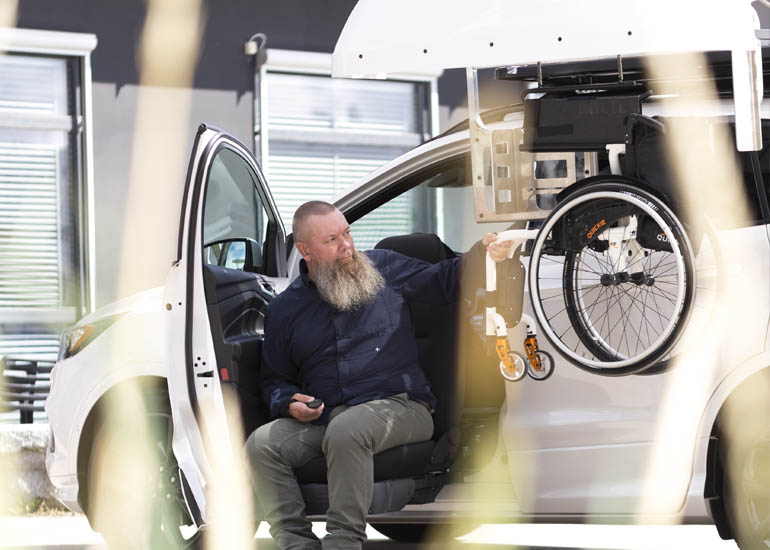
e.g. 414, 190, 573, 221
164, 124, 287, 524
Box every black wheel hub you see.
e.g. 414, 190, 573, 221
600, 271, 655, 287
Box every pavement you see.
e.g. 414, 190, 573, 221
0, 515, 741, 550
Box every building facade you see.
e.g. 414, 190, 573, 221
1, 0, 474, 358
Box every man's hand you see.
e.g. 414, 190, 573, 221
483, 232, 514, 263
288, 393, 325, 423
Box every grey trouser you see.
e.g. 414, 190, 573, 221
244, 393, 433, 550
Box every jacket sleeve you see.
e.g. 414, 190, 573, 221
374, 240, 487, 304
260, 306, 302, 420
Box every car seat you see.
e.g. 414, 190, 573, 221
295, 232, 462, 515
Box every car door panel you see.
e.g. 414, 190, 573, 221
166, 125, 286, 523
202, 264, 274, 436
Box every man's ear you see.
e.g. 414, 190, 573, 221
296, 241, 311, 261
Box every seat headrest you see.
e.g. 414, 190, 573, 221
374, 233, 456, 264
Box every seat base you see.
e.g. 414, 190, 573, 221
294, 439, 435, 484
301, 478, 416, 516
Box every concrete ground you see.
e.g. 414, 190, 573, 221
0, 515, 741, 550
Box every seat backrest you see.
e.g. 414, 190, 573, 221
374, 233, 459, 439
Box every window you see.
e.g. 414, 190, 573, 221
351, 156, 514, 253
0, 30, 96, 361
202, 147, 270, 273
256, 50, 438, 249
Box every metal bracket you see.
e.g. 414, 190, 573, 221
467, 68, 587, 223
606, 143, 627, 176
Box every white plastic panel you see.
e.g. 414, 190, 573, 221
333, 0, 760, 78
732, 48, 765, 151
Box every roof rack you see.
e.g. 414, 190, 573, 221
466, 44, 767, 222
495, 48, 770, 99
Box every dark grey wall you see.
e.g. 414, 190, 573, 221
17, 0, 466, 106
17, 0, 356, 90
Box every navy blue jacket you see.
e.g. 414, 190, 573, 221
260, 248, 463, 423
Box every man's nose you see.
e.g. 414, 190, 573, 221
340, 235, 353, 251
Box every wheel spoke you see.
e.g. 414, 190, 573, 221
613, 285, 647, 350
647, 249, 674, 274
646, 285, 677, 306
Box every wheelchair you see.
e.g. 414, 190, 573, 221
472, 59, 737, 377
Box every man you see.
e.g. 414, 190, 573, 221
245, 200, 512, 550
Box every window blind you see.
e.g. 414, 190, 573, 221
264, 72, 427, 250
0, 333, 59, 359
0, 142, 61, 308
0, 55, 68, 117
0, 54, 75, 364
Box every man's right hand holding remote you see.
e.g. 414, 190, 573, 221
288, 393, 325, 422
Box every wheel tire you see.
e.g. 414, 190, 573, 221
721, 396, 770, 549
500, 351, 527, 381
86, 388, 201, 550
526, 350, 555, 381
371, 522, 479, 542
529, 179, 696, 375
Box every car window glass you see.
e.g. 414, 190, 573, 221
350, 185, 435, 251
350, 158, 512, 253
202, 147, 269, 272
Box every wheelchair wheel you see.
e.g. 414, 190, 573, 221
500, 350, 527, 381
528, 180, 695, 375
527, 350, 555, 381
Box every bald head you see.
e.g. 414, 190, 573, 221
292, 200, 338, 244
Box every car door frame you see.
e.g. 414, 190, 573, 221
164, 124, 286, 524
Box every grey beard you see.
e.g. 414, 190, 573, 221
313, 251, 385, 311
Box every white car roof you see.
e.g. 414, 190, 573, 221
330, 111, 530, 211
332, 0, 761, 78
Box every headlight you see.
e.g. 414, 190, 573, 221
59, 314, 124, 360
